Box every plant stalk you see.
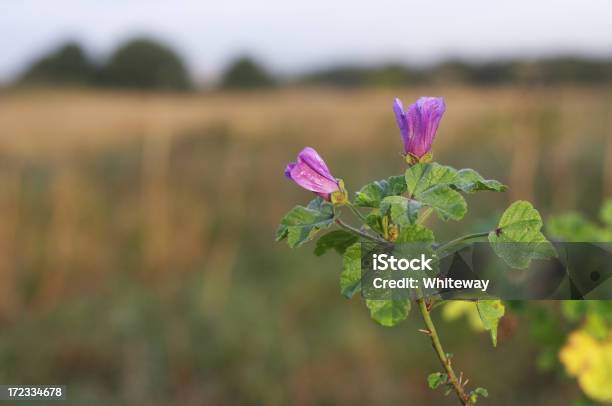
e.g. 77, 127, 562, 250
417, 298, 472, 405
346, 202, 369, 224
341, 205, 475, 404
335, 218, 386, 244
435, 231, 490, 255
346, 203, 386, 239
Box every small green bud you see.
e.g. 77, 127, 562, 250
388, 224, 399, 242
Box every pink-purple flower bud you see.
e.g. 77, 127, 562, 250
285, 147, 345, 202
393, 96, 446, 164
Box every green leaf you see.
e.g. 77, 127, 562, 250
561, 300, 587, 321
547, 199, 612, 242
354, 175, 407, 208
470, 387, 489, 403
406, 162, 506, 194
584, 313, 608, 340
600, 200, 612, 227
276, 197, 335, 248
365, 299, 411, 326
427, 372, 448, 389
340, 243, 361, 298
547, 212, 608, 242
492, 200, 543, 239
380, 195, 422, 226
364, 210, 384, 234
476, 300, 505, 347
314, 230, 359, 256
489, 200, 556, 269
406, 162, 458, 196
275, 223, 288, 241
395, 224, 435, 243
405, 163, 467, 221
306, 196, 331, 211
454, 168, 507, 193
583, 302, 612, 322
418, 185, 467, 221
473, 387, 488, 397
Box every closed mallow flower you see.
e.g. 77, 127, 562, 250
285, 147, 347, 204
393, 96, 446, 165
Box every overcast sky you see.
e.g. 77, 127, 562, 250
2, 0, 612, 83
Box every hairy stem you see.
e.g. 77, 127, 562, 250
417, 298, 472, 405
339, 205, 477, 403
346, 202, 369, 224
335, 218, 386, 244
436, 231, 490, 255
346, 203, 386, 239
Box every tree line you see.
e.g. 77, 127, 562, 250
16, 38, 612, 90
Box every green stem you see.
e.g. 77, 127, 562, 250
436, 231, 490, 255
417, 298, 472, 405
336, 203, 386, 242
335, 218, 386, 244
346, 202, 369, 224
346, 202, 387, 240
338, 205, 477, 404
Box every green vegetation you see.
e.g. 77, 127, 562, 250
16, 40, 612, 90
19, 38, 192, 90
301, 57, 612, 87
221, 56, 275, 89
20, 42, 96, 85
101, 38, 191, 90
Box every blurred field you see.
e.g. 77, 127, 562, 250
0, 86, 611, 405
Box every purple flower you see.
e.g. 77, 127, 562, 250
393, 96, 446, 163
285, 147, 340, 201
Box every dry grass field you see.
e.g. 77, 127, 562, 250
0, 85, 611, 404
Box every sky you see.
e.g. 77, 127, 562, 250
2, 0, 612, 84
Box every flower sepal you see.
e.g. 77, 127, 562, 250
330, 179, 348, 206
405, 152, 433, 166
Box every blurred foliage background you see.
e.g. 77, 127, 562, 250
0, 36, 612, 405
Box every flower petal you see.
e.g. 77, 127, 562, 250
406, 96, 445, 158
288, 161, 339, 194
284, 162, 296, 179
297, 147, 335, 182
393, 98, 410, 151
